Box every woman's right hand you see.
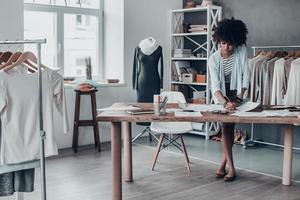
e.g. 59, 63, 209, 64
225, 101, 237, 110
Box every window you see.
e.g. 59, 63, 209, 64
24, 0, 102, 79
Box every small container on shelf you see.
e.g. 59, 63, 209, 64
196, 74, 206, 83
192, 98, 206, 104
182, 73, 194, 83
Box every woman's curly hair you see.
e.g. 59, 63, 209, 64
213, 17, 248, 47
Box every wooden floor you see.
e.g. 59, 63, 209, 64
6, 143, 300, 200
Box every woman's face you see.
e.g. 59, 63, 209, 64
220, 41, 234, 58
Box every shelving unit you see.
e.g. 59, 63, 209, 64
170, 5, 222, 139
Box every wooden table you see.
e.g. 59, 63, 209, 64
97, 103, 300, 200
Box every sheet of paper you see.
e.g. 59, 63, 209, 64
261, 110, 300, 117
166, 108, 183, 113
231, 111, 265, 117
97, 105, 141, 112
175, 111, 203, 117
231, 110, 300, 117
186, 104, 225, 112
236, 101, 260, 112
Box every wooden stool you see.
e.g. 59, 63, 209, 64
72, 89, 101, 153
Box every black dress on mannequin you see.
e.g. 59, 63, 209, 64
132, 46, 163, 102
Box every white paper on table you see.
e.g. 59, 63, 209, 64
185, 104, 225, 112
236, 101, 260, 112
261, 110, 300, 117
166, 108, 183, 113
231, 111, 265, 117
175, 111, 203, 117
232, 110, 300, 117
97, 105, 141, 112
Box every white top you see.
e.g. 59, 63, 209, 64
285, 58, 300, 105
0, 68, 69, 164
271, 58, 285, 105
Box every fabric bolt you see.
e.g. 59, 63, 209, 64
208, 45, 249, 104
0, 169, 34, 196
286, 58, 300, 105
283, 57, 294, 95
271, 58, 286, 105
223, 54, 234, 83
263, 57, 279, 105
0, 68, 69, 164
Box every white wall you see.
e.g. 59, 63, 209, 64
103, 0, 124, 82
0, 0, 23, 41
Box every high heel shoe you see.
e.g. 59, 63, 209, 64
215, 171, 226, 178
224, 174, 236, 182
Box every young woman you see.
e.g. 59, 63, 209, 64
208, 17, 249, 181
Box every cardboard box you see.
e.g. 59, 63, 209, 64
196, 74, 206, 83
192, 98, 206, 104
182, 73, 194, 83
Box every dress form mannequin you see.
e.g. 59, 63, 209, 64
132, 37, 164, 102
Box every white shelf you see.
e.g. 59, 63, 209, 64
172, 5, 221, 13
172, 32, 208, 36
171, 57, 207, 61
171, 81, 207, 86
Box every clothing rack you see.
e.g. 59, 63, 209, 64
0, 39, 47, 200
244, 45, 300, 150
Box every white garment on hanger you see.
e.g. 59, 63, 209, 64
0, 68, 69, 164
271, 58, 285, 105
285, 58, 300, 105
138, 37, 159, 55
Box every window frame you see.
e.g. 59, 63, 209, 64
24, 2, 104, 80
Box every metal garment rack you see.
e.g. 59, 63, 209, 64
0, 39, 47, 200
244, 45, 300, 150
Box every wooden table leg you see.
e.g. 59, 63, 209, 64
111, 122, 122, 200
123, 122, 133, 182
282, 125, 293, 186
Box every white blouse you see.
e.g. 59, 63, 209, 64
0, 68, 69, 164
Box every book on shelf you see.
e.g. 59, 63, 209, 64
190, 24, 207, 28
173, 53, 194, 58
174, 48, 192, 52
172, 62, 179, 81
188, 28, 207, 32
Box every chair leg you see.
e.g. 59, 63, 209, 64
152, 134, 164, 171
180, 135, 191, 172
132, 128, 148, 142
149, 131, 153, 143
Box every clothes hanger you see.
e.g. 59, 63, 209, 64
294, 50, 300, 58
4, 51, 41, 72
265, 50, 274, 58
258, 50, 266, 56
0, 51, 13, 64
0, 51, 22, 70
284, 51, 296, 59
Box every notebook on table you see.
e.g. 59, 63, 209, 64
126, 109, 154, 115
